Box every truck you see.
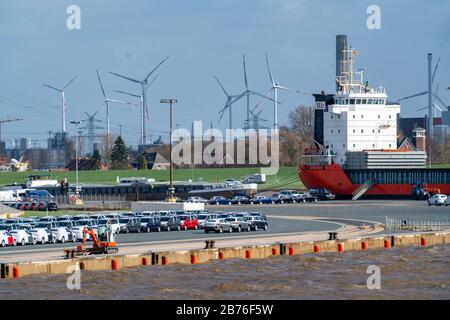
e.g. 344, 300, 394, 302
0, 190, 22, 202
243, 174, 266, 184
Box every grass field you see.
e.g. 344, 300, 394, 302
0, 167, 303, 191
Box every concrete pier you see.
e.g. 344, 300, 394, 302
1, 231, 449, 279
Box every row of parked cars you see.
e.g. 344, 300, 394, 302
0, 209, 269, 248
2, 201, 58, 212
202, 189, 335, 205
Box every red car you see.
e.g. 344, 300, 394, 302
179, 215, 199, 230
0, 231, 16, 247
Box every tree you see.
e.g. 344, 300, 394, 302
138, 155, 148, 170
92, 148, 101, 162
110, 136, 129, 169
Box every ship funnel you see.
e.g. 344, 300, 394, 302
336, 35, 347, 91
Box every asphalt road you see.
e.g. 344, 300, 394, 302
1, 199, 447, 256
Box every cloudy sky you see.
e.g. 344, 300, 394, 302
0, 0, 449, 147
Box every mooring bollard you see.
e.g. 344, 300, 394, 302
272, 248, 277, 256
314, 245, 320, 253
384, 240, 390, 249
338, 243, 344, 252
190, 254, 197, 265
288, 247, 294, 256
161, 256, 168, 265
245, 250, 251, 259
111, 260, 118, 270
142, 257, 148, 266
12, 267, 20, 279
218, 252, 224, 260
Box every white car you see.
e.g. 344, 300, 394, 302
49, 227, 76, 243
96, 218, 120, 235
0, 230, 15, 247
428, 194, 448, 206
446, 197, 450, 206
29, 228, 54, 244
9, 230, 30, 246
186, 196, 208, 203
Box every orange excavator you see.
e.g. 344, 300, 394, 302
65, 226, 118, 258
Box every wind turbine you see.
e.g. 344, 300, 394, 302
43, 75, 78, 133
96, 70, 131, 138
398, 55, 447, 138
215, 75, 242, 130
109, 56, 169, 142
265, 53, 304, 132
114, 90, 145, 146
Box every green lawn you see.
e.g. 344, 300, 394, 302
0, 167, 303, 191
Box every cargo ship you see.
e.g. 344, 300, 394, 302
297, 35, 450, 199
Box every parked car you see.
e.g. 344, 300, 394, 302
47, 202, 58, 211
230, 195, 252, 205
70, 226, 90, 241
9, 229, 30, 246
428, 194, 448, 206
159, 216, 181, 231
142, 217, 162, 232
252, 196, 273, 204
186, 196, 208, 203
0, 230, 16, 247
57, 220, 76, 228
225, 217, 251, 232
446, 197, 450, 206
179, 215, 199, 230
224, 179, 241, 187
24, 230, 38, 245
197, 213, 219, 229
204, 218, 233, 233
208, 196, 231, 205
38, 216, 58, 223
271, 193, 294, 204
34, 222, 58, 229
97, 218, 120, 234
29, 228, 56, 244
309, 188, 335, 200
249, 212, 267, 221
123, 218, 142, 233
296, 192, 319, 203
49, 227, 76, 243
244, 216, 269, 231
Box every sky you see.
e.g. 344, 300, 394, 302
0, 0, 449, 148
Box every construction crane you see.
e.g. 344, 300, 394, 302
0, 118, 23, 142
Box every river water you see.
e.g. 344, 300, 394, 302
1, 245, 449, 300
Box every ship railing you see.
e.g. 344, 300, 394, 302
385, 216, 450, 232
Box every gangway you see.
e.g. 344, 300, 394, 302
352, 180, 374, 200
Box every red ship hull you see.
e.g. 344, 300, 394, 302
297, 164, 450, 198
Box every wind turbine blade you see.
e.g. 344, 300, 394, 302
144, 56, 170, 82
96, 70, 107, 99
398, 91, 428, 101
42, 84, 61, 92
114, 90, 140, 98
266, 53, 275, 86
250, 88, 273, 113
432, 57, 440, 84
223, 92, 246, 111
243, 54, 248, 90
145, 73, 159, 90
109, 71, 141, 84
218, 107, 227, 123
214, 75, 229, 97
249, 91, 275, 102
63, 75, 79, 90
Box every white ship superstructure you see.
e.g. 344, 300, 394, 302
323, 48, 400, 164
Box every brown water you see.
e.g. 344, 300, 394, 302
1, 245, 449, 300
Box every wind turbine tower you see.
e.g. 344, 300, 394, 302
43, 75, 78, 133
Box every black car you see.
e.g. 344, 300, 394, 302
244, 216, 269, 231
271, 194, 295, 204
124, 218, 142, 233
309, 188, 335, 200
47, 202, 58, 211
142, 218, 163, 232
230, 196, 252, 205
249, 212, 267, 221
295, 193, 319, 203
159, 216, 181, 231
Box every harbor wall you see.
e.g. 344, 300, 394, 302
2, 231, 450, 279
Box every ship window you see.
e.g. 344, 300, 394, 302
361, 115, 364, 119
368, 99, 373, 104
356, 99, 361, 104
361, 129, 364, 133
378, 130, 381, 133
373, 129, 375, 133
338, 129, 341, 133
353, 129, 355, 133
331, 115, 333, 119
353, 144, 356, 148
353, 115, 356, 119
378, 115, 380, 119
331, 129, 334, 134
345, 99, 349, 104
343, 144, 346, 148
362, 99, 367, 104
350, 99, 355, 104
338, 115, 341, 119
373, 144, 375, 148
389, 144, 392, 148
389, 115, 392, 119
374, 100, 378, 104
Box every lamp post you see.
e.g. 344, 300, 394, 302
70, 121, 81, 201
160, 99, 178, 202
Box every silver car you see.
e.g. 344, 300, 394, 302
204, 218, 232, 233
